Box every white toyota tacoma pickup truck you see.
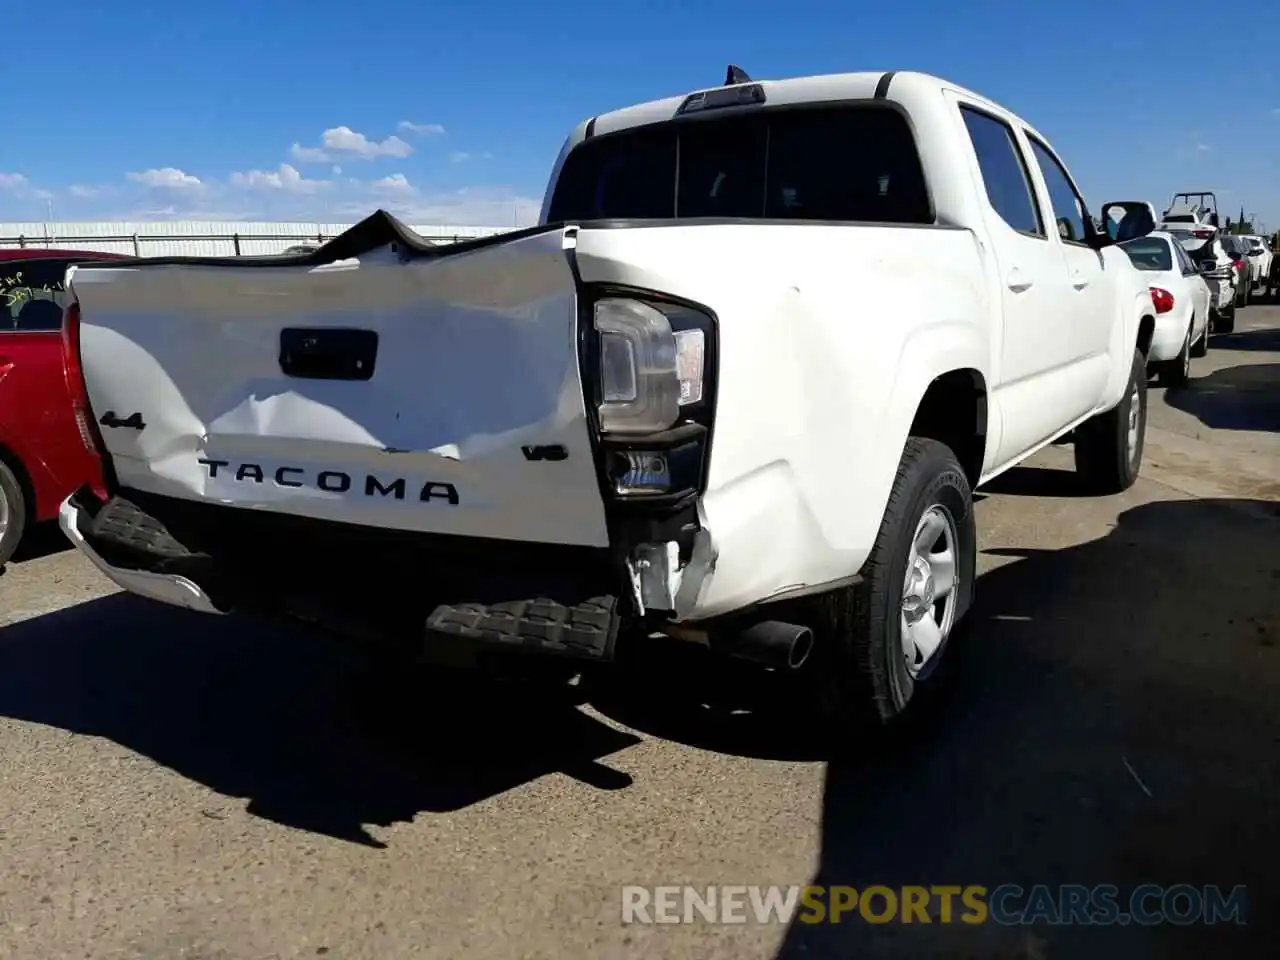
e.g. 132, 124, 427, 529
55, 68, 1159, 737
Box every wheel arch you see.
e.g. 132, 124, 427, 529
907, 368, 988, 490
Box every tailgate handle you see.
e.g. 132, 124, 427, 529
279, 328, 378, 381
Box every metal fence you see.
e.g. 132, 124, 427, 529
0, 221, 514, 258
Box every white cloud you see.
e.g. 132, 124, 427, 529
398, 121, 445, 136
370, 173, 416, 195
0, 172, 53, 204
127, 167, 203, 190
449, 151, 471, 163
25, 169, 540, 230
290, 126, 413, 163
229, 163, 329, 194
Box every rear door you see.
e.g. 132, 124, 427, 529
948, 97, 1082, 461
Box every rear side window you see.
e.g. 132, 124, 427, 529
547, 105, 933, 225
1119, 236, 1173, 271
1, 259, 72, 332
959, 107, 1043, 237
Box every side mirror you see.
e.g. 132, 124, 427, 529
1199, 261, 1217, 274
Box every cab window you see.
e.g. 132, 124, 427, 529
1025, 137, 1089, 245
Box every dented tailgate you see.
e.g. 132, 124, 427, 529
67, 225, 611, 547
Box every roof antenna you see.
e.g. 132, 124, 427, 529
724, 64, 752, 86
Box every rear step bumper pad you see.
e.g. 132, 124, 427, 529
428, 597, 619, 661
58, 497, 225, 615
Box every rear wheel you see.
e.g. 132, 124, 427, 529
1074, 347, 1147, 494
0, 459, 28, 568
809, 438, 977, 743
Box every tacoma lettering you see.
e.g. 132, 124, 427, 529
196, 458, 459, 505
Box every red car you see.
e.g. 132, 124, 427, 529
0, 249, 126, 566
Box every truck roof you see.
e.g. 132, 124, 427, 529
585, 69, 1049, 144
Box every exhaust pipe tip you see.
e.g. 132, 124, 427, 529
725, 620, 814, 671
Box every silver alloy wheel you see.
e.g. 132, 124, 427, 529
1126, 375, 1142, 464
900, 504, 959, 678
0, 483, 9, 541
1182, 326, 1191, 378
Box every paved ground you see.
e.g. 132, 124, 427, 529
1, 308, 1278, 960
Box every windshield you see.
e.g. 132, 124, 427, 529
547, 104, 932, 224
1, 258, 73, 331
1119, 236, 1173, 271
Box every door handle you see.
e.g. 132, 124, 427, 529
1070, 271, 1090, 290
1005, 268, 1033, 293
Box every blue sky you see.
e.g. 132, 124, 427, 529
2, 0, 1276, 229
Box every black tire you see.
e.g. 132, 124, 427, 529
0, 458, 28, 569
808, 438, 977, 739
1159, 324, 1192, 388
1217, 304, 1236, 334
1074, 346, 1147, 494
1189, 314, 1209, 358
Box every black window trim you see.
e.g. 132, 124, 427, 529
1023, 131, 1093, 249
547, 98, 940, 228
957, 102, 1047, 242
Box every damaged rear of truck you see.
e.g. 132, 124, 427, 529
59, 70, 1007, 735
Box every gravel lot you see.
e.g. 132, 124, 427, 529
1, 308, 1277, 960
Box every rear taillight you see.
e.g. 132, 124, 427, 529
61, 300, 106, 457
580, 289, 717, 503
1232, 259, 1245, 271
1193, 230, 1212, 239
1149, 286, 1175, 315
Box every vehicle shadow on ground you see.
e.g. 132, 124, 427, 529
1211, 325, 1280, 352
10, 520, 73, 563
978, 464, 1090, 499
1166, 363, 1280, 433
593, 498, 1279, 959
0, 597, 640, 847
